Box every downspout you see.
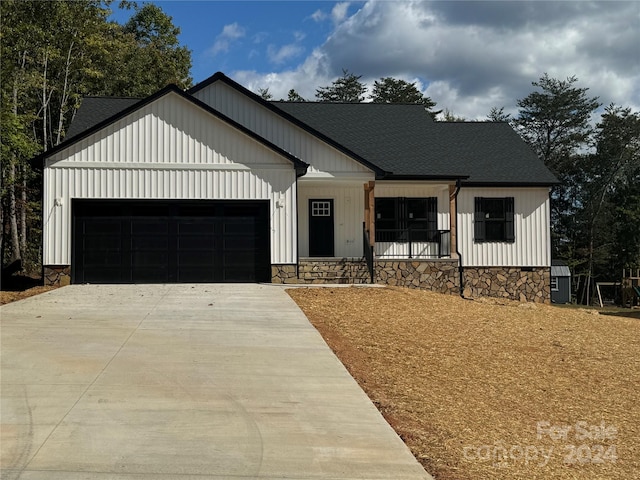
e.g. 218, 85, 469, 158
295, 174, 300, 280
453, 179, 465, 298
294, 163, 308, 281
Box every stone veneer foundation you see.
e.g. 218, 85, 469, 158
273, 260, 550, 303
272, 259, 370, 284
375, 260, 459, 294
463, 267, 551, 303
271, 264, 298, 284
44, 266, 71, 286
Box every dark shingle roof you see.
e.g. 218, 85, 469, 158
66, 97, 140, 139
273, 102, 558, 185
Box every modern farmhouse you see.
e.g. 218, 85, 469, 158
33, 72, 558, 302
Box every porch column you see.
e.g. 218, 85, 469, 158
364, 181, 375, 246
449, 184, 458, 258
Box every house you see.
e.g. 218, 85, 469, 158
551, 260, 572, 303
33, 72, 558, 302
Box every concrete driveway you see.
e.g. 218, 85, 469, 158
1, 284, 431, 480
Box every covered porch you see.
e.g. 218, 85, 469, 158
297, 179, 458, 261
280, 178, 459, 285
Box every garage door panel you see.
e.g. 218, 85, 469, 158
132, 267, 169, 283
224, 221, 257, 235
178, 237, 216, 250
177, 267, 215, 283
83, 235, 121, 250
225, 237, 259, 250
132, 221, 169, 235
131, 236, 169, 250
223, 265, 259, 282
73, 200, 270, 284
178, 250, 215, 265
132, 250, 168, 264
83, 251, 122, 266
84, 220, 122, 235
84, 268, 123, 284
178, 220, 217, 234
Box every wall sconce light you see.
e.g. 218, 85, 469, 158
54, 198, 63, 207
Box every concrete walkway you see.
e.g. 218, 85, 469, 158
1, 284, 431, 480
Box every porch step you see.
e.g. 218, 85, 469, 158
298, 258, 372, 284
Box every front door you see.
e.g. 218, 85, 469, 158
309, 199, 334, 257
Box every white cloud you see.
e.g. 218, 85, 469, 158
331, 3, 350, 24
267, 43, 305, 65
310, 9, 327, 22
229, 1, 640, 116
252, 32, 268, 44
232, 50, 333, 101
221, 22, 245, 40
208, 22, 246, 57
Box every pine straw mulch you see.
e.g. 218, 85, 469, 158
287, 286, 640, 480
0, 275, 57, 305
0, 285, 57, 305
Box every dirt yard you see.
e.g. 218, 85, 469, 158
287, 287, 640, 480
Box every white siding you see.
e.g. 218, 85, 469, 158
193, 82, 373, 176
458, 187, 551, 267
43, 92, 297, 266
375, 241, 447, 259
298, 183, 365, 257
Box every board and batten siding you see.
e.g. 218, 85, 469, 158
298, 183, 365, 258
193, 82, 373, 177
43, 91, 297, 266
457, 187, 551, 267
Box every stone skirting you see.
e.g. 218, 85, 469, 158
44, 265, 71, 286
375, 259, 460, 294
271, 259, 370, 284
270, 261, 551, 303
271, 264, 299, 284
462, 267, 551, 303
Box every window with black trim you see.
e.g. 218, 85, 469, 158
550, 277, 559, 291
375, 197, 437, 242
474, 197, 515, 243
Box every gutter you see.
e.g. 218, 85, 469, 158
452, 179, 465, 298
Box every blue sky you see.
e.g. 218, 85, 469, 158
110, 1, 640, 119
110, 1, 356, 82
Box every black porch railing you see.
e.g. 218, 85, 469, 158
363, 222, 375, 283
375, 228, 451, 258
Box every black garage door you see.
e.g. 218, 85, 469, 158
72, 200, 270, 284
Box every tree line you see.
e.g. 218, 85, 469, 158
2, 1, 638, 304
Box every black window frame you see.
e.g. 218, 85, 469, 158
474, 196, 515, 243
375, 197, 437, 243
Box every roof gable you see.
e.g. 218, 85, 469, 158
189, 73, 385, 176
33, 85, 307, 174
